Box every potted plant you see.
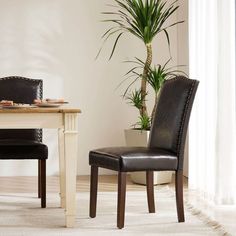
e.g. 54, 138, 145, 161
97, 0, 184, 184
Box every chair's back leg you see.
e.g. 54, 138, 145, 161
40, 159, 46, 208
89, 165, 99, 218
38, 160, 41, 198
175, 170, 185, 222
146, 171, 155, 213
117, 172, 127, 229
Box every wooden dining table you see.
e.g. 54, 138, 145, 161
0, 106, 81, 227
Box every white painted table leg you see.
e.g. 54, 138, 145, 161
64, 113, 78, 228
58, 128, 66, 209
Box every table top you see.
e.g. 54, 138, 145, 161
0, 106, 81, 114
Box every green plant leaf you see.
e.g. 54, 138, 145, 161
133, 114, 151, 130
163, 29, 171, 55
97, 0, 184, 59
109, 32, 124, 60
125, 89, 147, 110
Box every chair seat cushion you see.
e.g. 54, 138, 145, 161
89, 147, 178, 172
0, 139, 48, 160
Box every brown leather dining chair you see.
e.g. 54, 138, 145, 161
0, 76, 48, 208
89, 76, 199, 229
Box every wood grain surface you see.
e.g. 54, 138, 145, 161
0, 107, 81, 113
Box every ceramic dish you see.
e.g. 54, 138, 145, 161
35, 103, 61, 108
0, 104, 36, 109
45, 99, 68, 104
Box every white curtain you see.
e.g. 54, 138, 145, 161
189, 0, 236, 204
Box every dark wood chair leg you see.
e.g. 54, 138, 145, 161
40, 159, 46, 208
146, 171, 155, 213
175, 170, 185, 222
38, 160, 41, 198
117, 172, 126, 229
89, 165, 98, 218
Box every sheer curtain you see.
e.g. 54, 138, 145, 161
189, 0, 236, 204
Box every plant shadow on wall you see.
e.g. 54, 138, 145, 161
97, 0, 187, 130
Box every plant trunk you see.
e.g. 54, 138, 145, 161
140, 43, 152, 117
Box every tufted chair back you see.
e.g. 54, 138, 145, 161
0, 76, 43, 142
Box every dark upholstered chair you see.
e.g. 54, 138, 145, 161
89, 76, 199, 229
0, 76, 48, 208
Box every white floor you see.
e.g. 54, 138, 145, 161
0, 176, 235, 235
0, 188, 219, 236
185, 189, 236, 236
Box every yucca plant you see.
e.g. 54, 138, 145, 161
146, 59, 187, 104
135, 114, 151, 130
126, 89, 147, 110
98, 0, 183, 119
124, 58, 187, 127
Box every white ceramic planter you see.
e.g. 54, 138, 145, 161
124, 129, 173, 185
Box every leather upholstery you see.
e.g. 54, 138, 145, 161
0, 76, 42, 142
0, 76, 48, 160
0, 139, 48, 160
89, 77, 199, 172
149, 76, 199, 170
89, 147, 177, 172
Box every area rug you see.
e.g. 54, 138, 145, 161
0, 187, 220, 236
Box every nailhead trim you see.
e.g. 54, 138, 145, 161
176, 78, 196, 157
163, 76, 197, 158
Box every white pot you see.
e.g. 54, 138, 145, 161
124, 129, 173, 185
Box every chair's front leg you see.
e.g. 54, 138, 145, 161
117, 172, 127, 229
89, 165, 98, 218
40, 159, 46, 208
146, 171, 155, 213
175, 170, 185, 222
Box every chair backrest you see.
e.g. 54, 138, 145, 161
148, 76, 199, 170
0, 76, 43, 142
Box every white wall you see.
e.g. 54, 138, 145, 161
0, 0, 178, 176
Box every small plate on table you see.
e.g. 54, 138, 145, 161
45, 99, 68, 104
34, 103, 62, 108
0, 104, 35, 109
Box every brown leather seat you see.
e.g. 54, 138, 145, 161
0, 139, 48, 160
0, 76, 48, 208
89, 76, 199, 229
90, 147, 177, 172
